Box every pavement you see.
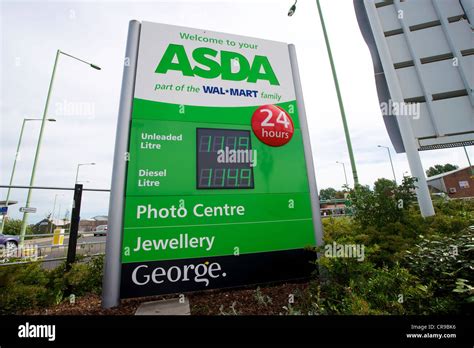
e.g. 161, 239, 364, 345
135, 298, 191, 315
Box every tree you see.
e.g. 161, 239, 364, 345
349, 176, 417, 229
320, 188, 346, 200
2, 219, 32, 236
426, 164, 458, 177
320, 188, 337, 200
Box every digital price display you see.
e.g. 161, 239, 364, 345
196, 128, 255, 189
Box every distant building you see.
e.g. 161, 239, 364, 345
33, 218, 69, 234
79, 215, 108, 232
427, 166, 474, 199
320, 198, 350, 217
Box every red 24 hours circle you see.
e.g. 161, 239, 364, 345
251, 104, 294, 147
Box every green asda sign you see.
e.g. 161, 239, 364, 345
102, 21, 323, 306
155, 44, 280, 85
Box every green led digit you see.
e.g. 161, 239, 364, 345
225, 136, 237, 150
240, 168, 251, 187
213, 168, 226, 187
213, 136, 225, 152
199, 169, 212, 187
199, 135, 211, 152
227, 168, 239, 187
238, 136, 249, 150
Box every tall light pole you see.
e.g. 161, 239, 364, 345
378, 145, 397, 184
315, 0, 359, 186
336, 161, 348, 187
75, 163, 96, 184
463, 146, 474, 177
288, 0, 359, 185
18, 50, 101, 244
49, 193, 64, 234
0, 118, 56, 234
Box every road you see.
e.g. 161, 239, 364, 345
25, 233, 106, 269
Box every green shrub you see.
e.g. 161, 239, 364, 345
0, 256, 104, 314
0, 263, 52, 314
295, 179, 474, 315
349, 177, 417, 230
310, 256, 431, 315
403, 229, 474, 314
65, 256, 104, 296
322, 217, 354, 243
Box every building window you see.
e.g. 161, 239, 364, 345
459, 181, 470, 189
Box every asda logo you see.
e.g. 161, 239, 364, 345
155, 44, 280, 86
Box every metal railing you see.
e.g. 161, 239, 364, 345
0, 184, 110, 268
0, 232, 106, 267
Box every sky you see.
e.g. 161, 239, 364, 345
1, 0, 472, 222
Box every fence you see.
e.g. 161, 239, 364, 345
0, 184, 109, 269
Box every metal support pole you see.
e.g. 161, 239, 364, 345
386, 147, 397, 184
463, 146, 474, 176
19, 50, 60, 244
379, 145, 397, 184
74, 166, 80, 185
102, 20, 141, 308
66, 184, 83, 271
0, 120, 27, 234
364, 0, 435, 217
49, 194, 58, 234
316, 0, 359, 186
18, 50, 99, 244
337, 161, 349, 187
289, 44, 325, 249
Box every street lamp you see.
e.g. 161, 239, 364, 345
49, 193, 64, 234
378, 145, 397, 184
463, 146, 474, 177
0, 118, 56, 234
288, 0, 297, 16
336, 161, 349, 187
288, 0, 359, 186
75, 163, 96, 184
18, 50, 101, 244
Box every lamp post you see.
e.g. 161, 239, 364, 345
336, 161, 349, 187
288, 0, 297, 16
288, 0, 360, 185
378, 145, 397, 184
463, 146, 474, 176
49, 193, 64, 234
75, 163, 96, 184
0, 118, 56, 234
18, 50, 101, 244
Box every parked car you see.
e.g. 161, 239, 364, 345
0, 233, 19, 252
93, 225, 108, 237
